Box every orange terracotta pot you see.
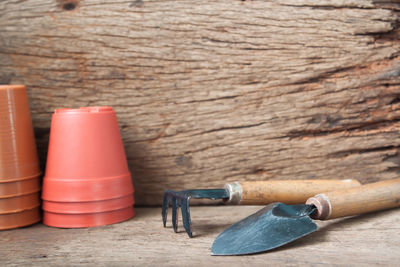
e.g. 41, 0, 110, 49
42, 174, 133, 202
42, 194, 134, 214
45, 107, 131, 178
42, 106, 134, 202
0, 176, 41, 198
0, 206, 41, 230
0, 192, 40, 214
43, 206, 134, 228
0, 85, 41, 181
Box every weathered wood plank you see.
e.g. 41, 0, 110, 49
0, 0, 399, 205
0, 206, 399, 266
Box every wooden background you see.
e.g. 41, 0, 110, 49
0, 0, 399, 206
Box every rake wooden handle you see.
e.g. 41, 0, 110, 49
224, 179, 361, 205
306, 178, 400, 220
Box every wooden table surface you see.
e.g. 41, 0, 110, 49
1, 206, 399, 266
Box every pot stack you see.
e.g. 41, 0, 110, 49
0, 85, 41, 230
42, 106, 135, 228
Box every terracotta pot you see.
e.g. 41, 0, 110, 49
0, 176, 41, 198
45, 106, 131, 178
0, 192, 40, 214
42, 194, 134, 214
0, 85, 41, 181
0, 207, 41, 230
42, 174, 133, 202
42, 107, 134, 202
43, 206, 134, 228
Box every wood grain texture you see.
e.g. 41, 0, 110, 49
0, 0, 399, 205
308, 177, 400, 219
0, 206, 399, 266
238, 179, 361, 205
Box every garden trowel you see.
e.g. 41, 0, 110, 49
212, 178, 400, 255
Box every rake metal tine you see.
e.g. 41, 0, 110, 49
162, 188, 229, 237
172, 197, 179, 233
162, 192, 170, 227
180, 197, 193, 238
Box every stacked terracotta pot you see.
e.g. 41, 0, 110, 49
42, 106, 135, 228
0, 85, 41, 230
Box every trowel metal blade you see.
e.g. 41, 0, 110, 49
211, 203, 317, 256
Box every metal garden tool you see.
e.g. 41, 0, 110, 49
211, 178, 400, 255
162, 179, 361, 237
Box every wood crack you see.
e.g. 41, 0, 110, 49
288, 118, 400, 139
200, 122, 267, 134
329, 145, 400, 158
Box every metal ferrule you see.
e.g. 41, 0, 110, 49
306, 193, 332, 220
223, 182, 243, 205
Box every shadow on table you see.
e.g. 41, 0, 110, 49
192, 222, 236, 238
161, 220, 234, 238
132, 207, 159, 219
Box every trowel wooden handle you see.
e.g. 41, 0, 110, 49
306, 178, 400, 220
224, 179, 361, 205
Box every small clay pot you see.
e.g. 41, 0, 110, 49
42, 174, 133, 202
43, 206, 134, 228
0, 207, 41, 230
42, 107, 134, 202
42, 194, 134, 214
44, 107, 131, 178
0, 85, 41, 181
0, 176, 41, 198
0, 192, 40, 214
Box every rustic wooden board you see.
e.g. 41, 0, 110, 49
0, 0, 399, 205
0, 206, 399, 266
